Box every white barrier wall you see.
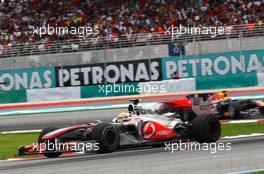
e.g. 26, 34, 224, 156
1, 36, 264, 70
25, 79, 196, 102
27, 87, 81, 102
185, 36, 264, 55
257, 73, 264, 87
139, 78, 196, 95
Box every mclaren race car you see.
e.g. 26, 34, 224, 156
18, 98, 221, 158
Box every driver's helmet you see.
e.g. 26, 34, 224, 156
218, 91, 228, 101
112, 112, 131, 123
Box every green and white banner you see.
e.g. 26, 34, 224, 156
161, 50, 264, 89
0, 50, 264, 104
0, 67, 56, 91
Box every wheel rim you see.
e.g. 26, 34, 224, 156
104, 128, 116, 146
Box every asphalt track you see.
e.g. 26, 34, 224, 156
0, 137, 264, 174
1, 88, 264, 132
0, 108, 263, 132
0, 108, 264, 174
0, 109, 125, 131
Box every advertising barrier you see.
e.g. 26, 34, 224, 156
55, 59, 162, 87
0, 90, 27, 104
162, 50, 264, 89
0, 67, 56, 91
0, 50, 263, 103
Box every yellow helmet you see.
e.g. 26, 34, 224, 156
218, 91, 227, 100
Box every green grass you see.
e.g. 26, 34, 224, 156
221, 122, 264, 137
0, 133, 38, 159
0, 122, 264, 159
252, 171, 264, 174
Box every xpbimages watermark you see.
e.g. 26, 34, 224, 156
32, 24, 100, 38
164, 141, 232, 154
98, 82, 166, 95
32, 140, 99, 153
164, 24, 232, 38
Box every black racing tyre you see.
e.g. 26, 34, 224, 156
179, 108, 197, 122
91, 123, 119, 153
192, 115, 221, 143
228, 102, 241, 119
259, 108, 264, 117
38, 127, 62, 158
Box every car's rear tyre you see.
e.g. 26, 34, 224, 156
228, 102, 241, 119
91, 123, 119, 153
179, 108, 196, 122
192, 115, 221, 143
38, 127, 62, 158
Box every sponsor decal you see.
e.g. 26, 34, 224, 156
1, 50, 263, 91
0, 67, 56, 91
55, 59, 162, 87
156, 130, 171, 136
162, 50, 264, 79
142, 122, 156, 139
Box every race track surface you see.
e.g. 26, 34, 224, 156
0, 109, 125, 131
1, 108, 263, 132
0, 137, 263, 174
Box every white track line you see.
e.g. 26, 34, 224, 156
223, 119, 264, 124
228, 168, 264, 174
6, 158, 25, 161
223, 133, 264, 139
0, 129, 41, 134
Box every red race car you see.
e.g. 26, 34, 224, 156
18, 98, 221, 158
160, 91, 264, 120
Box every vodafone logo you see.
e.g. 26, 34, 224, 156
157, 130, 170, 136
142, 122, 155, 139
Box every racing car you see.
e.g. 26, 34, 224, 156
208, 91, 264, 119
18, 98, 221, 158
158, 91, 264, 121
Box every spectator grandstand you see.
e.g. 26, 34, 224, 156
0, 0, 263, 57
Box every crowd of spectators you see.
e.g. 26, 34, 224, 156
0, 0, 263, 56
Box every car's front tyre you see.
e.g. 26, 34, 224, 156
38, 127, 62, 158
91, 123, 119, 153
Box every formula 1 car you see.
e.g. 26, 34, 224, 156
213, 92, 264, 119
157, 91, 264, 121
18, 98, 221, 158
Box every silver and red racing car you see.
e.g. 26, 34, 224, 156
18, 98, 221, 158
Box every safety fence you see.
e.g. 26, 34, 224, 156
0, 24, 263, 58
